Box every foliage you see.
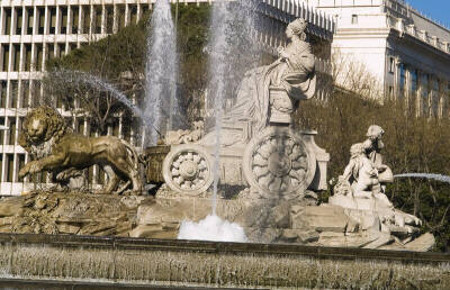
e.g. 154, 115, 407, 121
296, 92, 450, 252
44, 4, 211, 132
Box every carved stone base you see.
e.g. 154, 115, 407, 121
269, 86, 297, 124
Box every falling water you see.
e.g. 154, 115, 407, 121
176, 0, 261, 242
207, 0, 261, 214
395, 173, 450, 184
145, 0, 179, 146
46, 69, 169, 140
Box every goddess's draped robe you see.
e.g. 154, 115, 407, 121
201, 39, 316, 147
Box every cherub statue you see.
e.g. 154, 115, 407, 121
337, 142, 393, 207
362, 125, 393, 187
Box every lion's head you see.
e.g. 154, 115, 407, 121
19, 106, 70, 151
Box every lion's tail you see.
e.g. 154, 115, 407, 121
120, 139, 141, 170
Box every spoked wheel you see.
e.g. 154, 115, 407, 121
162, 144, 214, 196
243, 127, 315, 198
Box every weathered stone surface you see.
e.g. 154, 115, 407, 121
292, 205, 350, 233
404, 233, 436, 252
0, 191, 140, 236
0, 197, 24, 217
0, 234, 448, 289
57, 224, 80, 234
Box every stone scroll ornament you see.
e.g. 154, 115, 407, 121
18, 106, 143, 194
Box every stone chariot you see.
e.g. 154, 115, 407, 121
147, 18, 330, 199
148, 86, 329, 199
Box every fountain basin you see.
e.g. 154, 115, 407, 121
0, 233, 448, 289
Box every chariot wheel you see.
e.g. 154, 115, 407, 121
243, 127, 316, 198
162, 144, 214, 196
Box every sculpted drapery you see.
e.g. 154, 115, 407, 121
223, 18, 316, 132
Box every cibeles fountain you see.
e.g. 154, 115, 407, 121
0, 8, 447, 289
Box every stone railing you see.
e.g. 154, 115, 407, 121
261, 0, 335, 36
389, 16, 450, 54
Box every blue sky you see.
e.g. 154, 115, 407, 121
406, 0, 450, 28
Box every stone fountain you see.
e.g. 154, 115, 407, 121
0, 17, 446, 289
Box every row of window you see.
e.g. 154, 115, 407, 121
0, 153, 26, 183
0, 4, 147, 36
0, 42, 78, 72
0, 80, 41, 109
389, 61, 449, 118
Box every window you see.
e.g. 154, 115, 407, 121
142, 5, 151, 18
399, 63, 406, 98
15, 8, 23, 35
61, 7, 68, 34
410, 69, 418, 94
106, 6, 114, 34
71, 6, 79, 34
49, 7, 57, 34
46, 44, 55, 61
431, 78, 440, 116
30, 81, 42, 106
21, 81, 29, 107
388, 86, 394, 99
2, 8, 12, 35
17, 155, 26, 181
69, 43, 77, 52
6, 154, 15, 182
12, 44, 20, 71
9, 81, 18, 108
24, 44, 32, 71
35, 44, 43, 71
37, 7, 45, 34
421, 74, 430, 116
56, 43, 65, 58
130, 5, 138, 24
117, 6, 126, 30
79, 118, 85, 135
389, 57, 395, 73
0, 81, 7, 108
81, 6, 90, 34
351, 14, 358, 25
94, 6, 102, 34
1, 45, 9, 71
8, 119, 16, 145
0, 155, 3, 182
0, 117, 4, 144
26, 8, 34, 35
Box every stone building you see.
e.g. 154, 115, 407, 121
307, 0, 449, 117
0, 0, 334, 195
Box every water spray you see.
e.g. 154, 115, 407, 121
394, 173, 450, 184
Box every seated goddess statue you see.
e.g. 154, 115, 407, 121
222, 18, 316, 132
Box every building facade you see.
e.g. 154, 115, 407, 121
0, 0, 334, 196
307, 0, 450, 117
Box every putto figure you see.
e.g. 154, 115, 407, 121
336, 125, 393, 201
18, 106, 143, 194
223, 18, 316, 131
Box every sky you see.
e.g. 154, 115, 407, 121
405, 0, 450, 28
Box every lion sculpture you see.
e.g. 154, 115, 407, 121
18, 106, 143, 194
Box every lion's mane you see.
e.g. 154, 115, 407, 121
19, 106, 72, 153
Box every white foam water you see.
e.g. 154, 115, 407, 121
178, 215, 247, 243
